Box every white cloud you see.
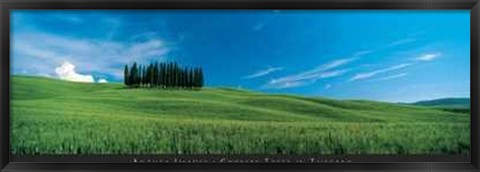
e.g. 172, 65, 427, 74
55, 61, 95, 83
13, 32, 170, 81
244, 66, 283, 79
350, 63, 411, 81
98, 79, 108, 83
377, 73, 408, 81
416, 53, 441, 61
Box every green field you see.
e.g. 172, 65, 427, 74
11, 76, 470, 155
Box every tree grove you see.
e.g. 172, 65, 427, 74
124, 61, 204, 89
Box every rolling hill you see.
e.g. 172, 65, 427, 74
10, 76, 470, 155
411, 98, 470, 109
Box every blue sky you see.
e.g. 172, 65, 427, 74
11, 10, 470, 102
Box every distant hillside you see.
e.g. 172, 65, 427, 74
411, 98, 470, 109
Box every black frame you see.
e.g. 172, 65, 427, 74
1, 0, 479, 171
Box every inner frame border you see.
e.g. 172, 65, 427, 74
1, 0, 479, 171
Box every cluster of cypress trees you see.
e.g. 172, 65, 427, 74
124, 61, 204, 89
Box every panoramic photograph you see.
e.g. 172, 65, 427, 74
10, 10, 470, 155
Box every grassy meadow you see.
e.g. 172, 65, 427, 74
11, 76, 470, 155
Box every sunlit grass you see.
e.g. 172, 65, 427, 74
10, 76, 470, 155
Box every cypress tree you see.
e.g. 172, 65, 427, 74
139, 65, 143, 87
139, 65, 142, 86
184, 67, 188, 88
174, 63, 178, 87
144, 65, 148, 86
181, 69, 187, 88
188, 68, 194, 88
135, 64, 140, 86
173, 62, 178, 87
151, 62, 155, 87
152, 62, 156, 87
178, 67, 182, 88
197, 68, 201, 88
171, 63, 174, 88
145, 64, 149, 87
130, 62, 138, 87
135, 63, 140, 87
124, 62, 205, 89
159, 63, 165, 88
143, 65, 147, 87
145, 64, 150, 87
189, 68, 192, 88
175, 63, 182, 88
149, 64, 154, 87
158, 63, 162, 87
171, 62, 175, 88
156, 62, 161, 87
150, 63, 155, 87
124, 64, 130, 86
177, 64, 182, 88
136, 65, 140, 87
199, 67, 204, 88
165, 62, 170, 88
140, 64, 143, 86
182, 67, 185, 87
191, 68, 196, 88
164, 62, 168, 88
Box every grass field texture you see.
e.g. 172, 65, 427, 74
11, 76, 470, 155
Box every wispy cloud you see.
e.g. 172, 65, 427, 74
264, 57, 353, 89
130, 32, 159, 41
265, 80, 306, 89
252, 23, 265, 31
262, 47, 382, 89
244, 66, 283, 79
350, 50, 441, 82
105, 18, 122, 41
353, 50, 373, 57
319, 58, 356, 71
261, 36, 419, 89
324, 84, 332, 90
416, 53, 441, 61
352, 37, 417, 58
350, 63, 411, 81
387, 38, 416, 47
377, 73, 408, 81
59, 15, 83, 23
265, 69, 350, 89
